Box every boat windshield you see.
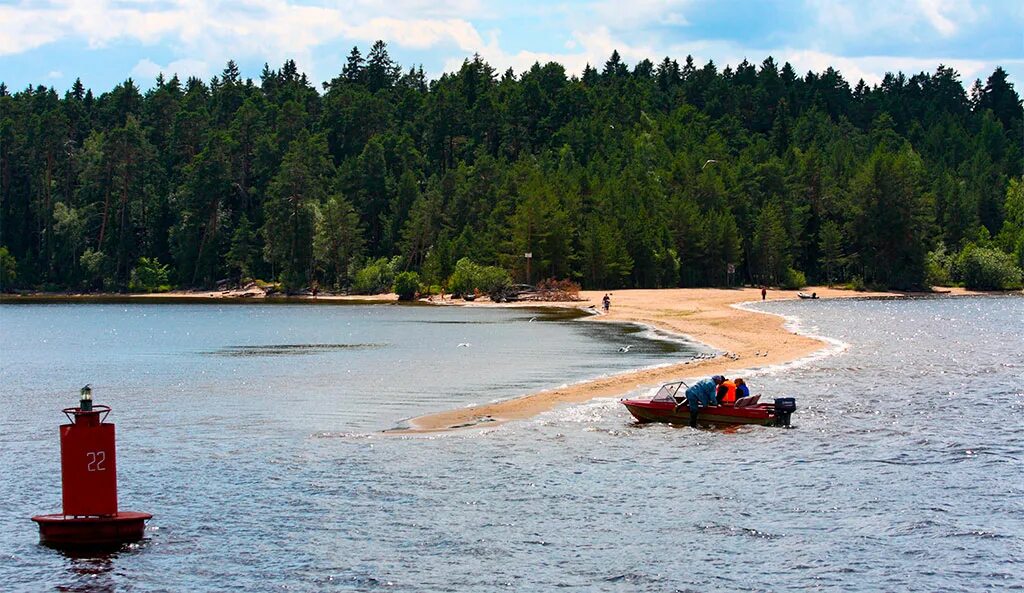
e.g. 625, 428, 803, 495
651, 381, 686, 402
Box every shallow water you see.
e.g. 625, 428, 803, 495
1, 297, 1022, 592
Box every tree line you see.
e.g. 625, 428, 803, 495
1, 42, 1022, 294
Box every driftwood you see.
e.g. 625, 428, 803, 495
529, 278, 581, 302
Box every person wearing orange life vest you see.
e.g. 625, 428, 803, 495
716, 378, 738, 405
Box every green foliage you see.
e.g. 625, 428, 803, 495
1, 49, 1020, 294
351, 256, 400, 295
79, 249, 108, 291
955, 244, 1023, 290
580, 216, 634, 288
0, 246, 17, 289
925, 245, 955, 287
848, 146, 934, 290
752, 201, 792, 285
314, 195, 364, 289
780, 267, 807, 290
997, 178, 1024, 268
263, 131, 334, 292
128, 257, 172, 293
393, 271, 421, 301
448, 258, 511, 297
226, 215, 257, 282
817, 220, 845, 286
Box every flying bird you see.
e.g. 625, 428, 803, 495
702, 159, 718, 170
618, 345, 634, 353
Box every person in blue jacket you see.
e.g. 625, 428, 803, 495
681, 375, 725, 427
734, 378, 750, 400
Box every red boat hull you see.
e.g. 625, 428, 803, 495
31, 511, 152, 547
621, 399, 780, 426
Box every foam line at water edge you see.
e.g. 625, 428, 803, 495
729, 300, 850, 377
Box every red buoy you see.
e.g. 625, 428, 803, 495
31, 386, 152, 548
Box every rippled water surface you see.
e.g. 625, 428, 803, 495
1, 297, 1022, 592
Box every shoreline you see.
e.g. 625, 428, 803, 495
0, 290, 400, 305
4, 285, 1013, 434
395, 286, 1009, 433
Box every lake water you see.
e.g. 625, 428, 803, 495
1, 296, 1022, 592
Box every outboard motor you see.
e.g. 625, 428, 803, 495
773, 397, 797, 428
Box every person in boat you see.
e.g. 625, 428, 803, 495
682, 375, 725, 427
734, 378, 750, 400
716, 377, 738, 405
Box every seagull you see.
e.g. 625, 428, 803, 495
528, 317, 537, 323
457, 343, 471, 348
702, 159, 718, 170
618, 344, 634, 353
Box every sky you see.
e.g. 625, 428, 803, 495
1, 0, 1022, 93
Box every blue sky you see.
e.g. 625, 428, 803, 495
1, 0, 1022, 93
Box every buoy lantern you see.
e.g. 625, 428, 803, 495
31, 386, 152, 548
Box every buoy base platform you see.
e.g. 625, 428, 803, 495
31, 511, 152, 548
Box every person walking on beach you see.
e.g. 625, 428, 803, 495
761, 286, 767, 300
602, 293, 611, 313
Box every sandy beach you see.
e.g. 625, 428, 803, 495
400, 286, 902, 432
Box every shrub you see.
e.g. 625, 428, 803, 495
448, 258, 511, 297
0, 246, 16, 290
955, 245, 1023, 290
780, 267, 807, 290
393, 271, 421, 301
128, 257, 172, 293
351, 257, 399, 294
925, 246, 954, 287
848, 275, 866, 291
79, 248, 110, 291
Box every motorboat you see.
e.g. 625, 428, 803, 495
620, 381, 796, 427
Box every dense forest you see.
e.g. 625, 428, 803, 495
1, 42, 1022, 295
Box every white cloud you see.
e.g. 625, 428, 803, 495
806, 0, 983, 42
47, 70, 64, 79
589, 0, 692, 31
916, 0, 958, 36
1, 0, 1018, 91
0, 4, 64, 55
344, 17, 484, 51
0, 0, 493, 84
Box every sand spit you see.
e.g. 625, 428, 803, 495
396, 286, 903, 433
